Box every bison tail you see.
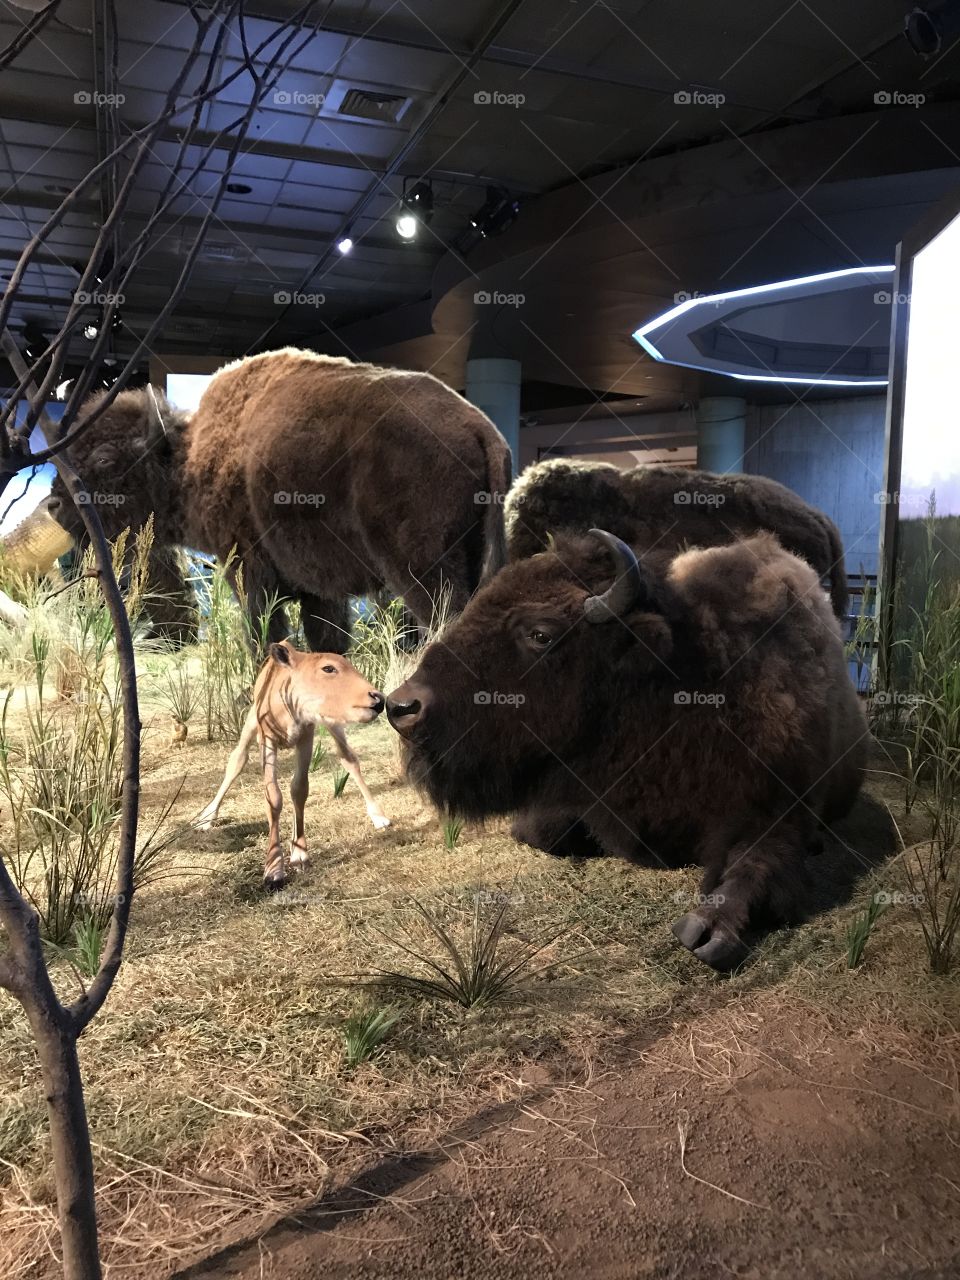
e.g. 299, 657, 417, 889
826, 519, 849, 618
479, 430, 512, 582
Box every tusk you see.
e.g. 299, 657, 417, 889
583, 528, 644, 623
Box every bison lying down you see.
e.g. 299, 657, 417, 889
506, 457, 849, 617
387, 529, 867, 969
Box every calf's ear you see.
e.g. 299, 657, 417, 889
269, 642, 291, 666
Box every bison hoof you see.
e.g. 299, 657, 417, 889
370, 813, 391, 830
290, 846, 310, 868
672, 910, 750, 972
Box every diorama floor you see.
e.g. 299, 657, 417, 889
1, 698, 958, 1279
191, 999, 960, 1280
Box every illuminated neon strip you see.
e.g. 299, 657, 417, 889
632, 264, 896, 387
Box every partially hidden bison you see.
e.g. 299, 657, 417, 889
46, 349, 511, 651
505, 457, 850, 618
386, 528, 868, 970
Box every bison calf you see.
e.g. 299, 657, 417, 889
197, 642, 389, 887
386, 529, 867, 970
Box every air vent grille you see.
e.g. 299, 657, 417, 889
338, 88, 409, 123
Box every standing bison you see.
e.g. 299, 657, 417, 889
46, 349, 511, 650
387, 528, 867, 969
506, 458, 849, 617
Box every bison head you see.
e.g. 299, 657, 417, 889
386, 529, 675, 820
46, 387, 188, 549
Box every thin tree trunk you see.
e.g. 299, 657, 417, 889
0, 861, 101, 1280
28, 1009, 101, 1280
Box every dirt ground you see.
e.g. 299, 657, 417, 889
180, 997, 960, 1280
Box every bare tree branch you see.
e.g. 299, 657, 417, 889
0, 1, 64, 74
0, 6, 337, 1271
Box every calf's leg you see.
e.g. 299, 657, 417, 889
672, 822, 812, 971
195, 707, 257, 829
290, 729, 313, 869
326, 723, 390, 829
261, 736, 286, 888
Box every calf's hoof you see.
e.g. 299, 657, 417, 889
263, 861, 288, 891
370, 813, 391, 830
290, 844, 310, 869
672, 910, 751, 971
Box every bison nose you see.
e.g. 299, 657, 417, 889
369, 691, 385, 714
386, 683, 430, 736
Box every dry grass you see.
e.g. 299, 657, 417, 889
0, 661, 958, 1276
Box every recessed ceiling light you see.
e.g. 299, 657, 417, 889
226, 182, 252, 195
337, 237, 353, 254
44, 183, 72, 195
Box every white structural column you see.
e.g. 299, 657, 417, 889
464, 357, 521, 464
696, 395, 747, 473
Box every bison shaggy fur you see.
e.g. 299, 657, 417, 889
387, 530, 868, 970
505, 457, 849, 617
47, 349, 511, 651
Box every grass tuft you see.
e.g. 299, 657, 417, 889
341, 1006, 399, 1067
332, 767, 349, 798
442, 814, 464, 850
368, 897, 560, 1009
845, 894, 888, 969
71, 914, 106, 978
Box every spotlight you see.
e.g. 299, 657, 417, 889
55, 379, 74, 401
83, 322, 99, 340
95, 358, 121, 391
337, 236, 354, 254
395, 213, 418, 241
395, 179, 433, 241
22, 321, 46, 362
470, 186, 519, 239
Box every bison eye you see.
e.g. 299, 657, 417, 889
529, 629, 553, 648
322, 664, 337, 674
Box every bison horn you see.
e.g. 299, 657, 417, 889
146, 384, 167, 438
583, 528, 644, 623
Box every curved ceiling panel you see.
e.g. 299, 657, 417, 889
632, 266, 895, 386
